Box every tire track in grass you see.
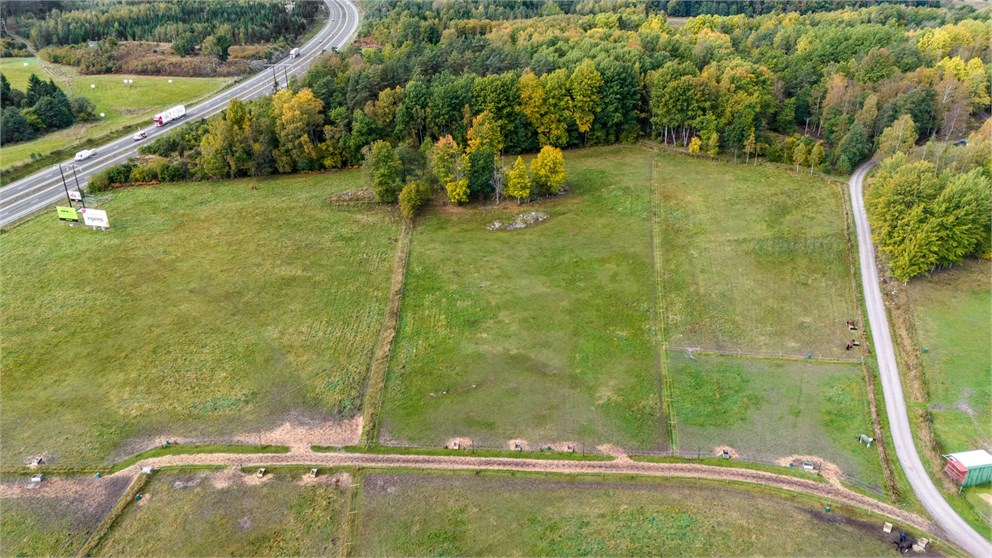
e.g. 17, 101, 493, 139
649, 154, 678, 451
359, 220, 412, 446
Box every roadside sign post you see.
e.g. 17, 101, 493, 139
79, 208, 109, 231
57, 164, 72, 206
56, 206, 79, 222
71, 166, 87, 208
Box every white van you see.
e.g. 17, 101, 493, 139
74, 149, 97, 162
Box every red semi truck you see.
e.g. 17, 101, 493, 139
153, 105, 186, 126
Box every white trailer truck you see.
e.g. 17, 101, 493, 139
153, 105, 186, 126
290, 47, 301, 58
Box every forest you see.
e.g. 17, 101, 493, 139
21, 1, 321, 50
87, 0, 989, 277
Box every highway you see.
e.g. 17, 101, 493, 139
850, 161, 991, 558
0, 0, 359, 227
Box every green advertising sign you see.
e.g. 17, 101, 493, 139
56, 206, 79, 221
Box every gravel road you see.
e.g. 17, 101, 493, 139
850, 161, 991, 557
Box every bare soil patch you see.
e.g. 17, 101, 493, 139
235, 415, 362, 450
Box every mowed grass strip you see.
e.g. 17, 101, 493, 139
91, 471, 347, 557
0, 57, 230, 170
669, 352, 884, 485
352, 471, 902, 557
0, 171, 398, 466
907, 259, 991, 452
656, 154, 856, 357
380, 145, 662, 449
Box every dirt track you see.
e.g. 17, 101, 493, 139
115, 446, 935, 535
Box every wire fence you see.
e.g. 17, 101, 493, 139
668, 345, 863, 364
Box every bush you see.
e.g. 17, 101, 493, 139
87, 170, 112, 193
159, 161, 190, 182
398, 180, 432, 220
106, 162, 135, 185
129, 163, 159, 183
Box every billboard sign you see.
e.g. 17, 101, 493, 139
68, 190, 83, 201
80, 208, 109, 229
56, 206, 79, 221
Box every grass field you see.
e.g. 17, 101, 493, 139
0, 171, 398, 465
0, 57, 230, 170
669, 352, 883, 484
379, 145, 662, 449
0, 475, 131, 557
907, 259, 991, 452
656, 154, 856, 357
352, 471, 903, 557
92, 471, 348, 556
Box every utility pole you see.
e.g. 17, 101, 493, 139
283, 65, 290, 89
71, 166, 86, 208
272, 66, 279, 93
57, 164, 72, 205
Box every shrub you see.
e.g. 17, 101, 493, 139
398, 180, 432, 220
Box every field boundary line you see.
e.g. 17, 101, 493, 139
338, 470, 361, 558
74, 471, 150, 557
836, 178, 899, 498
668, 345, 862, 364
649, 153, 678, 451
359, 219, 412, 446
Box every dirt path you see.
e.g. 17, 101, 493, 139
111, 446, 935, 535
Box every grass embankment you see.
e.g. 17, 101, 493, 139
0, 57, 230, 171
379, 145, 661, 449
89, 471, 349, 557
352, 470, 905, 556
0, 171, 398, 466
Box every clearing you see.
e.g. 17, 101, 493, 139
352, 470, 906, 557
656, 153, 857, 358
0, 57, 230, 170
0, 172, 398, 466
907, 259, 991, 452
379, 145, 662, 450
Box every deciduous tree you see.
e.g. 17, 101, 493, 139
365, 140, 403, 203
530, 145, 566, 196
506, 155, 530, 203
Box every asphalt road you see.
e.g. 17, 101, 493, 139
0, 0, 359, 227
850, 161, 991, 557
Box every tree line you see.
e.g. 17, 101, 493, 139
89, 1, 989, 226
21, 0, 320, 50
1, 73, 94, 144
